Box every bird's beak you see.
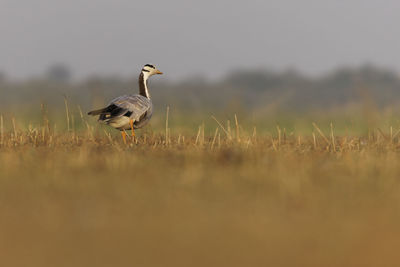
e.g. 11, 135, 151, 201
155, 69, 163, 75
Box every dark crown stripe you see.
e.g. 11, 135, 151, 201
144, 64, 155, 68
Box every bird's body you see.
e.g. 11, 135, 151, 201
88, 64, 162, 140
90, 94, 152, 130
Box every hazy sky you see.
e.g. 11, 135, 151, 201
1, 0, 400, 80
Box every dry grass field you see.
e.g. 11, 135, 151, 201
1, 110, 400, 267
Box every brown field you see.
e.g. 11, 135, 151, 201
1, 113, 400, 267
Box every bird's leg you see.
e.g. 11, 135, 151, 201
121, 131, 127, 144
130, 120, 135, 139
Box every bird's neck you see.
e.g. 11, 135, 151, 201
139, 72, 151, 98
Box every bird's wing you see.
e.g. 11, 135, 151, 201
106, 94, 152, 121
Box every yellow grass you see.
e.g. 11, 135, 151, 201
1, 115, 400, 267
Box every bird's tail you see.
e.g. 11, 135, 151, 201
87, 107, 107, 116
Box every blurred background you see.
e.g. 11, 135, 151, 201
1, 0, 400, 132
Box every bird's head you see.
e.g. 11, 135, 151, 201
142, 64, 163, 76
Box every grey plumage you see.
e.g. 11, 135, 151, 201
97, 95, 152, 130
88, 64, 162, 132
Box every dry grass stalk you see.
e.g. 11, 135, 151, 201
71, 114, 76, 141
177, 134, 181, 145
0, 114, 3, 146
276, 126, 281, 147
104, 130, 114, 144
234, 114, 240, 142
312, 122, 330, 147
377, 128, 389, 142
245, 138, 252, 149
227, 120, 231, 139
330, 122, 336, 152
271, 135, 278, 151
312, 132, 317, 149
11, 117, 17, 142
201, 123, 205, 146
195, 125, 201, 145
165, 106, 170, 145
391, 128, 400, 141
211, 127, 219, 150
390, 126, 393, 143
63, 96, 70, 132
41, 103, 50, 139
211, 115, 232, 140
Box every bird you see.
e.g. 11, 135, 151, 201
88, 64, 163, 143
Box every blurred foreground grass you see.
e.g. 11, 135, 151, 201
1, 110, 400, 267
